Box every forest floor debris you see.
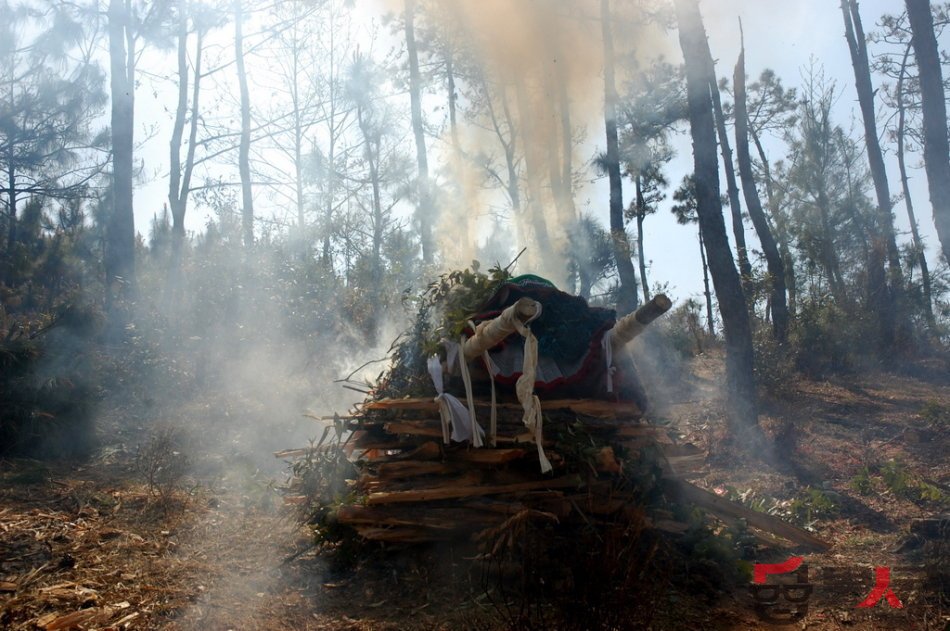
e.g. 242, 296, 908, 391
0, 351, 947, 629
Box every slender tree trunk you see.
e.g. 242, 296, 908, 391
5, 165, 15, 254
635, 175, 650, 303
817, 187, 847, 302
707, 72, 752, 288
405, 0, 433, 264
699, 229, 714, 336
674, 0, 758, 435
896, 44, 935, 326
234, 0, 254, 249
169, 19, 202, 268
841, 0, 901, 351
322, 20, 338, 269
601, 0, 639, 313
842, 0, 903, 276
106, 0, 136, 301
358, 105, 383, 340
734, 36, 788, 342
514, 81, 554, 267
751, 128, 797, 314
906, 0, 950, 264
444, 46, 470, 250
558, 74, 576, 223
291, 23, 305, 232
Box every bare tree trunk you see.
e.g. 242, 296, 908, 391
674, 0, 758, 436
514, 81, 554, 266
751, 128, 797, 314
699, 229, 714, 335
168, 16, 202, 268
906, 0, 950, 265
405, 0, 433, 264
635, 175, 650, 303
601, 0, 639, 313
896, 43, 935, 326
558, 74, 576, 224
444, 46, 470, 251
841, 0, 903, 278
358, 104, 383, 341
734, 34, 788, 342
5, 165, 15, 255
841, 0, 901, 351
106, 0, 136, 301
707, 72, 752, 288
234, 0, 254, 250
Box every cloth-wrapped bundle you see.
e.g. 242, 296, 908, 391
460, 275, 669, 406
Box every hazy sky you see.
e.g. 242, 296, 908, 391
132, 0, 943, 308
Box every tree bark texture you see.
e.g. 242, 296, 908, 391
674, 0, 758, 433
635, 176, 650, 303
168, 16, 202, 267
699, 230, 715, 335
895, 44, 935, 326
706, 73, 752, 288
751, 127, 797, 314
734, 39, 788, 342
841, 0, 903, 279
405, 0, 434, 264
234, 0, 254, 249
905, 0, 950, 265
601, 0, 639, 313
106, 0, 136, 299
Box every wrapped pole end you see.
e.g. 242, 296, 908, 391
462, 298, 541, 360
635, 293, 672, 326
610, 293, 673, 348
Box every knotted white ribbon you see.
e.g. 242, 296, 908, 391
427, 349, 485, 446
511, 307, 552, 473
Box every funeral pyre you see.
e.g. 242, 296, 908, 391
281, 267, 828, 570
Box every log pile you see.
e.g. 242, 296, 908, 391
282, 274, 830, 554
326, 396, 664, 544
284, 395, 830, 551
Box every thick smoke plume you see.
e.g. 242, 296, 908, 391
394, 0, 669, 282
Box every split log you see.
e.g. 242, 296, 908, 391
354, 526, 452, 543
384, 421, 444, 438
447, 448, 527, 465
363, 441, 441, 462
374, 461, 457, 479
335, 505, 500, 530
668, 480, 832, 551
366, 475, 582, 505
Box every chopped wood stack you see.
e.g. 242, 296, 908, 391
285, 395, 831, 551
321, 396, 663, 544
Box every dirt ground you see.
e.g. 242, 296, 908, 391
1, 351, 948, 630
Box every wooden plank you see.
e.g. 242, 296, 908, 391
669, 480, 832, 551
353, 526, 450, 543
335, 505, 499, 530
374, 461, 456, 479
363, 441, 441, 462
384, 421, 443, 437
366, 475, 582, 505
448, 448, 527, 465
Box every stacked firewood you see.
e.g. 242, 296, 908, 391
281, 395, 829, 551
327, 396, 669, 543
280, 281, 829, 552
